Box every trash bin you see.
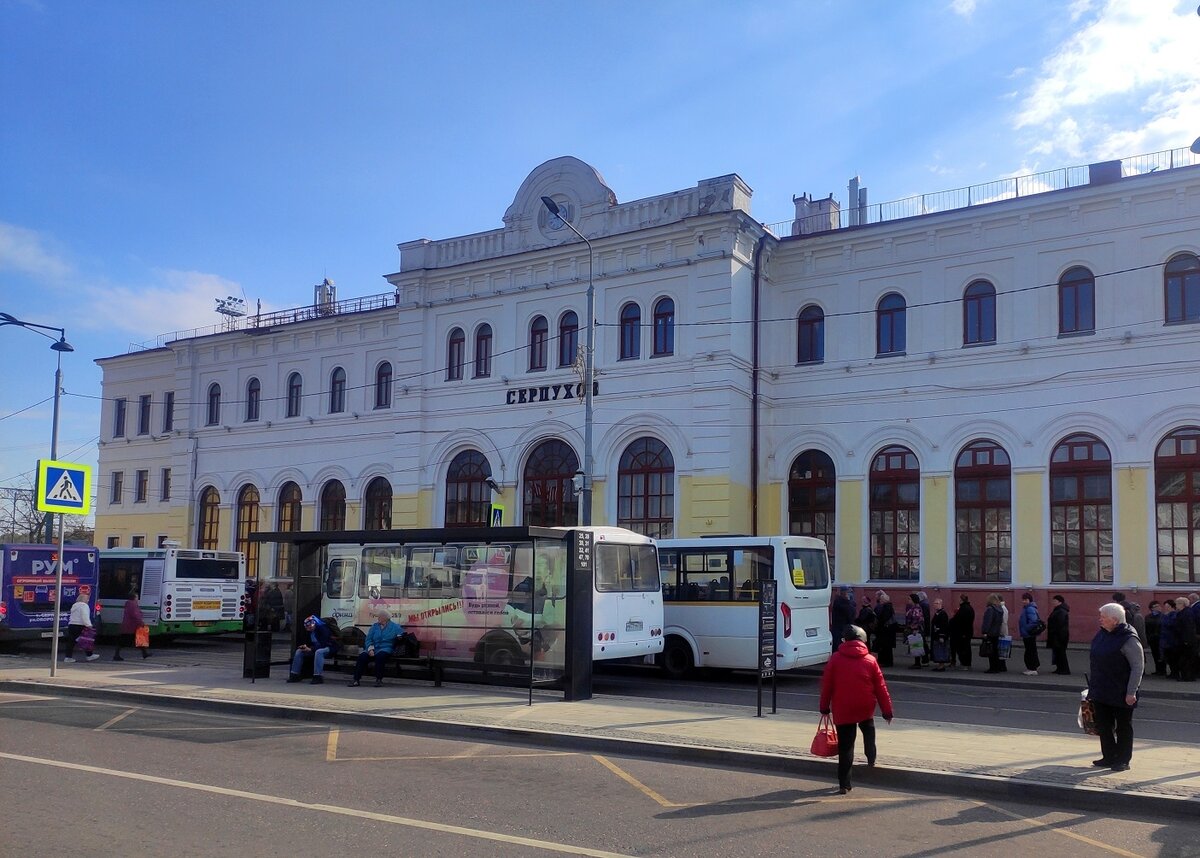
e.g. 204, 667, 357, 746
243, 631, 272, 679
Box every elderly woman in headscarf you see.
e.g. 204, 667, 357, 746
872, 591, 896, 668
288, 615, 339, 685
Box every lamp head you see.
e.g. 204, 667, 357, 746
540, 196, 561, 217
52, 336, 74, 353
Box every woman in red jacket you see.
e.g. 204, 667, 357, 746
819, 624, 894, 794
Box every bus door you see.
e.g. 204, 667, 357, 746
140, 557, 165, 627
321, 548, 360, 631
780, 543, 832, 661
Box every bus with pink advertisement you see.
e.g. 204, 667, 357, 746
0, 543, 99, 646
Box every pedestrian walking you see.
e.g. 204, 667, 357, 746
981, 593, 1006, 673
929, 598, 950, 670
949, 594, 975, 670
113, 589, 150, 661
63, 592, 100, 663
1046, 594, 1070, 674
872, 592, 896, 668
1018, 592, 1042, 675
905, 593, 925, 669
829, 586, 856, 654
818, 625, 894, 795
1086, 603, 1144, 772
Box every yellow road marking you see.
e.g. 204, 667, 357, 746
326, 727, 339, 762
592, 755, 687, 808
0, 750, 635, 858
334, 751, 576, 762
980, 802, 1146, 858
94, 708, 137, 731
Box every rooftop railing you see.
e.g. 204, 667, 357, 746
128, 290, 398, 352
764, 146, 1200, 238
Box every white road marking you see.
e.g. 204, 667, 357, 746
94, 708, 138, 731
0, 750, 635, 858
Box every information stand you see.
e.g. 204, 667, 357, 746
756, 579, 778, 717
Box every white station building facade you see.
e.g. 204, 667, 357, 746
95, 152, 1200, 626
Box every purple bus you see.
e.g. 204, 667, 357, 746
0, 544, 99, 644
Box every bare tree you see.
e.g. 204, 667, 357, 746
0, 483, 92, 544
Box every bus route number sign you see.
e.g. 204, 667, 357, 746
574, 530, 593, 574
758, 579, 777, 679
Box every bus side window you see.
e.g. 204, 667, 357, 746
658, 549, 680, 602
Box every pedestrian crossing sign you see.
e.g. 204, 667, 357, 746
36, 459, 92, 515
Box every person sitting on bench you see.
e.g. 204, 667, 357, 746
287, 615, 338, 684
348, 608, 405, 687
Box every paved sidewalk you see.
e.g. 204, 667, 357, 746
1, 653, 1197, 820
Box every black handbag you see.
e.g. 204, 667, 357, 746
1028, 620, 1046, 637
979, 637, 994, 658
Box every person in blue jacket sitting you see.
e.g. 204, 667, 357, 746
348, 608, 405, 687
287, 615, 339, 685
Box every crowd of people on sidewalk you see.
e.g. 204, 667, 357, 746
829, 587, 1200, 681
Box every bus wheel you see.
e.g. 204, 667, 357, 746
659, 637, 692, 679
484, 639, 525, 667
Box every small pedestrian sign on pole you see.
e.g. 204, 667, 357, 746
489, 503, 506, 527
36, 459, 92, 515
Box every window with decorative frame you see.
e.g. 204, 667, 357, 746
445, 450, 493, 527
876, 293, 906, 356
1059, 266, 1095, 334
1165, 252, 1200, 324
619, 303, 641, 360
374, 362, 392, 409
652, 297, 675, 356
474, 325, 492, 378
137, 394, 152, 435
320, 480, 346, 531
198, 486, 220, 550
364, 477, 393, 530
245, 378, 260, 422
1049, 433, 1113, 583
329, 367, 346, 413
447, 328, 465, 381
529, 316, 548, 372
275, 482, 302, 578
236, 484, 261, 578
963, 280, 996, 345
1154, 426, 1200, 584
206, 383, 221, 426
797, 306, 825, 364
954, 439, 1012, 582
617, 437, 674, 538
788, 450, 836, 572
113, 397, 127, 438
286, 373, 303, 418
522, 439, 580, 527
869, 445, 920, 580
558, 312, 579, 368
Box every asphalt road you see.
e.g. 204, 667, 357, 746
1, 694, 1193, 858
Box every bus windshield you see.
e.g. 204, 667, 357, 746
785, 547, 830, 590
594, 543, 659, 592
175, 557, 240, 580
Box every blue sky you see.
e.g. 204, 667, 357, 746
2, 0, 1198, 506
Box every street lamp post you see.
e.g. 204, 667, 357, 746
540, 197, 595, 526
1, 312, 74, 676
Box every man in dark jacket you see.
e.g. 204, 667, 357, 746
949, 594, 975, 670
829, 586, 856, 654
1145, 601, 1164, 676
1176, 596, 1197, 682
1046, 594, 1071, 675
1087, 603, 1144, 771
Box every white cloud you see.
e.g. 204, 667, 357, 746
950, 0, 977, 17
77, 270, 249, 340
0, 222, 73, 280
1013, 0, 1200, 161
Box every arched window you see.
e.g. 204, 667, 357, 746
617, 438, 674, 538
558, 312, 579, 368
529, 316, 548, 372
235, 484, 260, 578
869, 445, 920, 580
652, 297, 675, 356
286, 373, 303, 418
876, 293, 906, 356
1059, 266, 1095, 334
329, 367, 346, 414
274, 482, 302, 578
245, 378, 260, 422
954, 440, 1011, 582
789, 450, 836, 571
198, 486, 220, 550
445, 450, 493, 527
206, 383, 221, 426
523, 440, 580, 527
319, 480, 346, 531
1165, 252, 1200, 323
1050, 433, 1113, 583
374, 362, 392, 409
363, 477, 393, 530
619, 303, 641, 360
474, 324, 492, 378
1155, 426, 1200, 584
446, 328, 465, 381
797, 306, 825, 364
963, 281, 996, 345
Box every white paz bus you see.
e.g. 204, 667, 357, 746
655, 535, 832, 678
320, 526, 663, 668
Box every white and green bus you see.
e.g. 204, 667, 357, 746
97, 544, 246, 637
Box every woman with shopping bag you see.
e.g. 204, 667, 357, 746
113, 589, 150, 661
818, 625, 894, 795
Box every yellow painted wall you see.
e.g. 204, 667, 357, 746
836, 478, 864, 583
95, 510, 177, 546
346, 501, 361, 529
1116, 465, 1151, 587
300, 503, 315, 530
391, 491, 424, 528
1014, 472, 1045, 585
757, 481, 781, 537
677, 475, 750, 536
591, 480, 607, 526
921, 475, 949, 585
